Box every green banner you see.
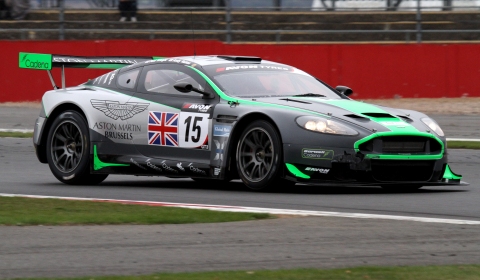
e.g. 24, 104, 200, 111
19, 52, 52, 70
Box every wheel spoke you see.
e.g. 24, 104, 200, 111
52, 145, 65, 152
243, 138, 256, 149
240, 151, 255, 157
54, 133, 67, 143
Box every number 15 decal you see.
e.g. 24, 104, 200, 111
178, 112, 209, 148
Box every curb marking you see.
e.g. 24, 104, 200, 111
1, 193, 480, 225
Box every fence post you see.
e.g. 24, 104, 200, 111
225, 0, 232, 43
416, 0, 422, 43
59, 0, 65, 40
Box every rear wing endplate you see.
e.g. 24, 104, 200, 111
19, 52, 163, 89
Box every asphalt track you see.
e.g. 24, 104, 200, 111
1, 139, 480, 278
1, 107, 479, 278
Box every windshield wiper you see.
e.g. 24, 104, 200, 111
292, 93, 326, 97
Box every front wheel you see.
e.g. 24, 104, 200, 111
236, 120, 289, 191
46, 110, 108, 185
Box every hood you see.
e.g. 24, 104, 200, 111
250, 97, 429, 134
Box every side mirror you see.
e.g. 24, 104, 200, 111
335, 85, 353, 97
174, 82, 212, 98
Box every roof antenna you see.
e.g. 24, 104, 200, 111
190, 10, 196, 58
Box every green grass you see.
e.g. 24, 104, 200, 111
16, 265, 480, 280
0, 131, 33, 138
0, 197, 271, 226
447, 141, 480, 150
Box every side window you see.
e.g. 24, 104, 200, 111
142, 67, 205, 96
118, 68, 141, 89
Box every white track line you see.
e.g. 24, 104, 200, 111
2, 193, 480, 225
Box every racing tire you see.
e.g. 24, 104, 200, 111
380, 184, 423, 192
236, 120, 289, 192
46, 110, 108, 185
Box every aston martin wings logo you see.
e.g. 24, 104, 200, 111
91, 100, 149, 120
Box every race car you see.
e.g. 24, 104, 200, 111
19, 52, 467, 191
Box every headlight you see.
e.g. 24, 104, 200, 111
421, 117, 444, 136
296, 116, 358, 135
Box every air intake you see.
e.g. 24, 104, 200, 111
361, 113, 396, 119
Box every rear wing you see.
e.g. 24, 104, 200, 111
19, 52, 163, 89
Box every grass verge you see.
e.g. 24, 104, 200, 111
0, 131, 33, 138
14, 265, 480, 280
447, 141, 480, 150
0, 197, 271, 226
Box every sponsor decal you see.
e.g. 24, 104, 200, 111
305, 167, 330, 174
161, 160, 178, 173
220, 65, 289, 72
146, 159, 163, 172
91, 100, 149, 120
302, 149, 334, 160
176, 162, 185, 172
93, 122, 141, 140
188, 163, 206, 175
213, 125, 231, 137
182, 103, 213, 113
214, 167, 221, 176
158, 58, 192, 65
214, 139, 225, 161
108, 70, 117, 85
148, 112, 179, 146
53, 57, 142, 64
130, 158, 147, 170
19, 52, 52, 70
201, 145, 209, 150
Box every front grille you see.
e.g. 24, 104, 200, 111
371, 160, 435, 182
359, 136, 442, 154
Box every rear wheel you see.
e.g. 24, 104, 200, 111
236, 120, 292, 191
46, 110, 108, 185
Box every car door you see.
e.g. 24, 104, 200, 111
128, 63, 218, 166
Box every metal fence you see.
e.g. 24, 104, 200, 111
32, 0, 480, 11
2, 0, 480, 43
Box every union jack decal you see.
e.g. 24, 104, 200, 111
148, 111, 178, 146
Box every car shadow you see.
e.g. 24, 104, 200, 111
92, 177, 468, 195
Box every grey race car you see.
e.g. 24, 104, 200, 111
19, 52, 466, 191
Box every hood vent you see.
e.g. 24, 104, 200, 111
344, 114, 368, 120
396, 114, 413, 122
361, 112, 397, 119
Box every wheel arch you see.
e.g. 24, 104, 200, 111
224, 112, 285, 179
36, 103, 88, 163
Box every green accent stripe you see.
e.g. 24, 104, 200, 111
443, 164, 462, 180
355, 131, 444, 160
366, 154, 443, 160
93, 145, 129, 170
322, 99, 389, 115
309, 99, 420, 133
285, 163, 310, 179
69, 63, 128, 69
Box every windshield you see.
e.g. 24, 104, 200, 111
204, 64, 342, 99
